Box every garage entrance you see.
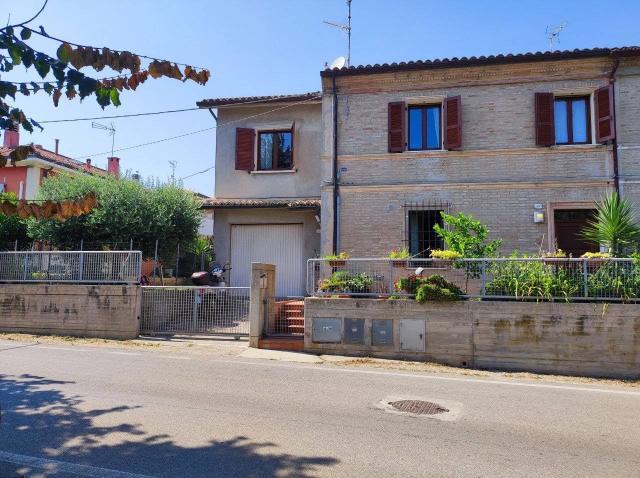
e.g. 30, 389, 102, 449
230, 224, 305, 296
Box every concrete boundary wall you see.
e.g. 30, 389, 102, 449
304, 298, 640, 379
0, 284, 141, 339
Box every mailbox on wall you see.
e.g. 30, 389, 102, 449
312, 318, 342, 343
344, 318, 365, 344
372, 319, 393, 346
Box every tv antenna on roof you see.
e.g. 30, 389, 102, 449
91, 121, 116, 157
323, 0, 352, 67
546, 22, 567, 49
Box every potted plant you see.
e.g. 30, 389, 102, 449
388, 247, 410, 268
323, 251, 349, 268
429, 249, 462, 267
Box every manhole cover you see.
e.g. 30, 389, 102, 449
388, 400, 449, 415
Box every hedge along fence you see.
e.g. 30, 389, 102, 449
306, 257, 640, 302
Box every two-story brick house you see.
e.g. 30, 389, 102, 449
200, 46, 640, 294
197, 93, 322, 296
320, 47, 640, 258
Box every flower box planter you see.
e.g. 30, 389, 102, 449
328, 260, 346, 268
391, 260, 408, 268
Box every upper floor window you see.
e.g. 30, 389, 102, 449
554, 97, 590, 145
258, 130, 293, 170
408, 105, 441, 150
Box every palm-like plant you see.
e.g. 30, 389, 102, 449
581, 192, 640, 256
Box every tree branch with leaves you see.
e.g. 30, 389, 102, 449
0, 1, 210, 166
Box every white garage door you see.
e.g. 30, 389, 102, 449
230, 224, 305, 296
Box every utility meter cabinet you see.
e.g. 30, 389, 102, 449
399, 319, 426, 352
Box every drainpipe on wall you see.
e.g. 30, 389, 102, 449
331, 73, 340, 255
609, 59, 621, 196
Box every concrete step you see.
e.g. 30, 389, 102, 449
258, 336, 304, 351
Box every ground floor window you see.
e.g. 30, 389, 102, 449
407, 210, 444, 258
553, 209, 598, 256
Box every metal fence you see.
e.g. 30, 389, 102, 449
140, 286, 250, 336
0, 251, 142, 284
307, 257, 640, 301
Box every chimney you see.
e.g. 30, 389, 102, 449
54, 138, 59, 155
107, 157, 120, 178
3, 129, 19, 149
84, 158, 92, 172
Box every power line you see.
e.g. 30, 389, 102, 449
39, 107, 203, 123
72, 95, 321, 160
39, 94, 320, 123
178, 166, 214, 181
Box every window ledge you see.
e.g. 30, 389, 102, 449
250, 169, 297, 175
549, 144, 605, 149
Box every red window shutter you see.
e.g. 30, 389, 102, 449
388, 101, 406, 153
290, 122, 295, 167
443, 96, 462, 149
535, 92, 555, 146
594, 85, 615, 143
235, 128, 255, 171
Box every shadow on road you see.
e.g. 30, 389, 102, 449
0, 373, 338, 477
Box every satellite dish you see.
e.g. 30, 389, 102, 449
329, 56, 346, 70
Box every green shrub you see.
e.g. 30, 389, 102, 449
586, 261, 640, 300
319, 271, 373, 294
484, 258, 582, 301
414, 275, 462, 303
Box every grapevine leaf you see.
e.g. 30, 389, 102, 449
78, 77, 98, 99
109, 87, 120, 107
20, 119, 33, 134
65, 85, 77, 100
56, 43, 73, 64
95, 86, 111, 108
42, 82, 53, 94
52, 88, 62, 107
30, 82, 41, 94
9, 44, 22, 64
19, 83, 30, 96
21, 48, 34, 68
20, 28, 31, 40
52, 64, 65, 82
0, 82, 17, 99
34, 57, 50, 79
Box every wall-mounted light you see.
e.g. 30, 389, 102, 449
533, 211, 545, 223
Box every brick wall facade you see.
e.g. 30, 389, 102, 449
320, 56, 640, 257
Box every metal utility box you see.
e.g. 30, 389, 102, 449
344, 318, 365, 344
400, 319, 426, 352
372, 319, 393, 346
312, 318, 342, 343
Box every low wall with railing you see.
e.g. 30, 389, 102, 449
304, 298, 640, 379
307, 257, 640, 301
0, 251, 142, 284
0, 284, 141, 339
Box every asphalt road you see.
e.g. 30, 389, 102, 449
0, 339, 639, 478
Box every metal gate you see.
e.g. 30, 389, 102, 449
140, 286, 250, 336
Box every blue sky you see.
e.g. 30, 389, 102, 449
4, 0, 639, 195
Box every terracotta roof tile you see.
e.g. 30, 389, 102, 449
196, 91, 321, 108
320, 46, 640, 77
0, 144, 106, 174
201, 197, 320, 209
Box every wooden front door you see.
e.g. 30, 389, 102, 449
554, 209, 598, 257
